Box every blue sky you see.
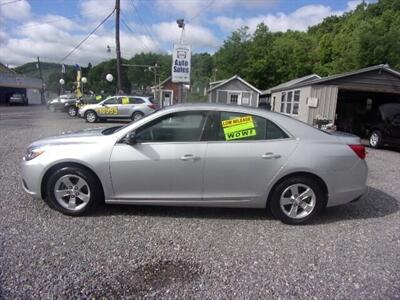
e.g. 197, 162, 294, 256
0, 0, 367, 66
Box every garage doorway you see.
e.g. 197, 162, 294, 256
336, 89, 400, 137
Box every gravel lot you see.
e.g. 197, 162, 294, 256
0, 105, 399, 299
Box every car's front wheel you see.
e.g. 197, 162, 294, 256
68, 106, 78, 117
85, 110, 97, 123
270, 176, 325, 225
45, 166, 102, 216
132, 111, 144, 121
369, 130, 382, 148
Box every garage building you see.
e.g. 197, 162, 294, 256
264, 64, 400, 136
0, 63, 43, 105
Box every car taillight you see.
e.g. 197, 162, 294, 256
349, 144, 366, 159
148, 104, 157, 110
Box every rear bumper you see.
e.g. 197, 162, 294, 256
326, 159, 368, 207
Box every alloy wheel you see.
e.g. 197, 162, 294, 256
54, 174, 91, 211
86, 111, 96, 123
370, 133, 379, 147
280, 183, 316, 219
133, 112, 143, 121
68, 107, 77, 117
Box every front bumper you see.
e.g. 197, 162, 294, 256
21, 158, 44, 199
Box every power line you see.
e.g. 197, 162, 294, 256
120, 14, 153, 53
188, 0, 215, 23
129, 0, 162, 53
0, 0, 23, 6
58, 9, 115, 63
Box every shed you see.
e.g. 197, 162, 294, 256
0, 62, 43, 105
208, 75, 262, 107
266, 64, 400, 136
154, 76, 189, 107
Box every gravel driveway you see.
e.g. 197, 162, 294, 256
1, 106, 399, 299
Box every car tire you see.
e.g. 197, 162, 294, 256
132, 111, 144, 121
49, 105, 56, 112
68, 106, 78, 117
369, 130, 382, 148
85, 110, 97, 123
269, 176, 325, 225
45, 166, 102, 216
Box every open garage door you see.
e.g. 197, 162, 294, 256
336, 89, 400, 137
0, 87, 26, 105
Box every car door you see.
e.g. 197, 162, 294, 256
391, 113, 400, 140
109, 111, 210, 201
97, 97, 119, 118
116, 96, 132, 117
202, 111, 298, 204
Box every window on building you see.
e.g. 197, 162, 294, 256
230, 94, 239, 104
293, 90, 300, 115
280, 92, 286, 112
280, 90, 300, 115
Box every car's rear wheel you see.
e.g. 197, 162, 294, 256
85, 110, 97, 123
369, 130, 382, 148
270, 176, 325, 225
45, 166, 102, 216
68, 106, 78, 117
132, 111, 144, 121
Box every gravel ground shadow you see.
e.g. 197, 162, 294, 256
91, 187, 398, 224
314, 186, 399, 224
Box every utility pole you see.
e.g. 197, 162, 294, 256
37, 56, 45, 104
115, 0, 122, 94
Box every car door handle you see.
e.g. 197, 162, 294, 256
262, 153, 281, 159
180, 154, 200, 161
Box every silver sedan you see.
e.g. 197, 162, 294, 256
21, 104, 368, 224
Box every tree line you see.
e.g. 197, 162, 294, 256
17, 0, 400, 97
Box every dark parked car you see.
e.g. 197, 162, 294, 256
67, 95, 99, 117
47, 94, 77, 112
368, 103, 400, 148
9, 93, 27, 105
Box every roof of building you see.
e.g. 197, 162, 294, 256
0, 62, 17, 74
267, 64, 400, 94
262, 74, 321, 95
208, 75, 262, 94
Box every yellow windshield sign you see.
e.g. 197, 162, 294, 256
222, 115, 256, 140
122, 97, 129, 104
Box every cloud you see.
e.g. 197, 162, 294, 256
214, 4, 346, 33
152, 22, 219, 49
213, 0, 369, 34
154, 0, 277, 19
0, 0, 31, 21
0, 13, 159, 66
79, 0, 133, 21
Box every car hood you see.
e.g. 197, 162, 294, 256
28, 127, 109, 148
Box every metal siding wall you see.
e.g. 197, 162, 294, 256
308, 85, 338, 124
219, 91, 228, 103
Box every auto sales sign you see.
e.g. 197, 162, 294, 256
171, 44, 191, 83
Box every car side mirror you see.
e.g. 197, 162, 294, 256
124, 131, 137, 145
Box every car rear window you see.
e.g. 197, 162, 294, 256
216, 112, 289, 141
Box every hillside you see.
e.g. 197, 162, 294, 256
13, 62, 73, 82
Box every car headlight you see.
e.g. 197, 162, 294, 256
24, 148, 45, 161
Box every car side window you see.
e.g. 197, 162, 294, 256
135, 111, 208, 142
132, 98, 145, 104
216, 112, 288, 141
104, 97, 117, 105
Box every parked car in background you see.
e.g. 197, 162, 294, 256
9, 93, 27, 105
66, 95, 99, 117
78, 95, 157, 123
47, 94, 77, 112
367, 103, 400, 148
21, 104, 368, 224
